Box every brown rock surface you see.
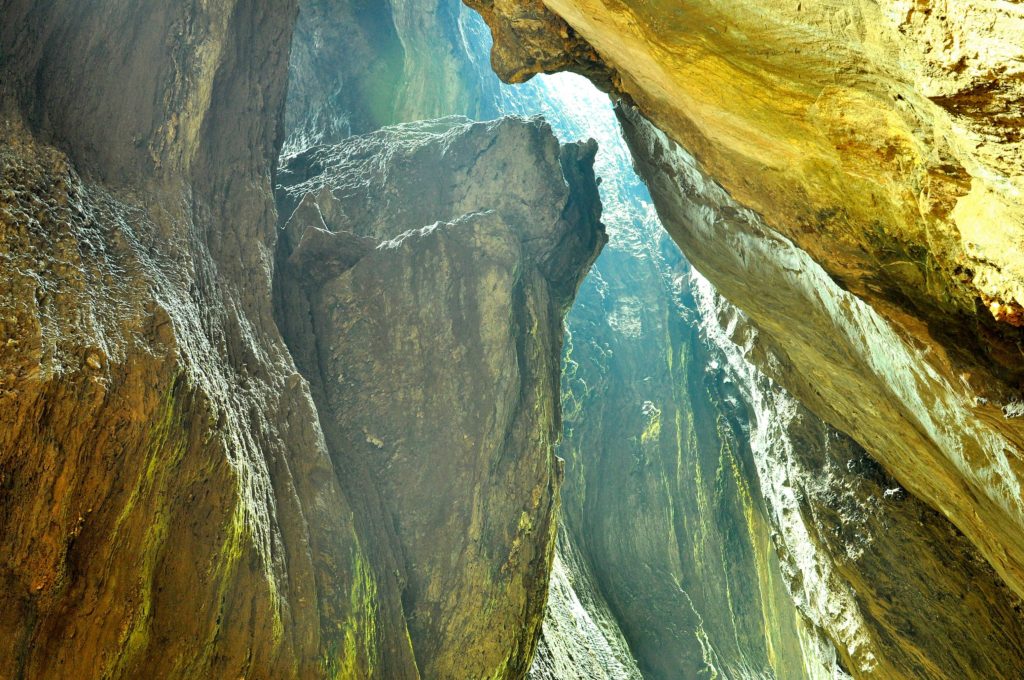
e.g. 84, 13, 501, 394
0, 1, 371, 677
696, 274, 1024, 678
466, 0, 1024, 378
465, 0, 1024, 653
621, 102, 1024, 676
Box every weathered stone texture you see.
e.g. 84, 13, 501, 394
274, 115, 605, 678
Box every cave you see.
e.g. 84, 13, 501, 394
2, 1, 1024, 678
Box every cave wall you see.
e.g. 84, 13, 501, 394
0, 1, 603, 677
483, 70, 838, 679
614, 102, 1024, 676
5, 0, 1024, 677
463, 0, 1024, 675
280, 1, 1024, 677
695, 273, 1024, 678
0, 0, 368, 676
464, 2, 1024, 619
284, 0, 503, 149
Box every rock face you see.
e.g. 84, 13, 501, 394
467, 0, 1024, 377
285, 0, 503, 149
486, 72, 838, 679
0, 1, 604, 677
695, 273, 1024, 679
551, 212, 838, 679
7, 0, 1024, 676
465, 1, 1024, 674
274, 116, 605, 678
614, 102, 1024, 675
0, 1, 366, 677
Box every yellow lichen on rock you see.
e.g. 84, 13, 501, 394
474, 0, 1024, 376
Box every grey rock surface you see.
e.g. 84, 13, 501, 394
275, 115, 606, 678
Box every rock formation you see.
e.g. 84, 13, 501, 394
0, 1, 603, 677
5, 0, 1024, 676
695, 273, 1024, 678
0, 2, 358, 676
284, 0, 503, 149
465, 0, 1024, 675
274, 115, 605, 677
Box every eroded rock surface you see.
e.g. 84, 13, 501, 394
465, 2, 1024, 672
274, 115, 606, 678
285, 0, 504, 149
695, 273, 1024, 678
0, 1, 370, 677
1, 3, 602, 677
549, 211, 840, 679
616, 101, 1024, 676
467, 0, 1024, 379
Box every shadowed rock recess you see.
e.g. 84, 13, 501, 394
4, 0, 1024, 677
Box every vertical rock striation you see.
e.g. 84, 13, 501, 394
695, 272, 1024, 678
0, 0, 372, 677
619, 102, 1024, 677
284, 0, 504, 150
464, 1, 1024, 674
481, 68, 844, 679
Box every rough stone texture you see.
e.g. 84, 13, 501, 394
274, 115, 606, 678
479, 64, 844, 680
0, 1, 372, 677
615, 102, 1024, 677
467, 0, 1024, 381
466, 1, 1024, 670
462, 0, 613, 89
695, 273, 1024, 679
550, 207, 844, 680
527, 529, 643, 680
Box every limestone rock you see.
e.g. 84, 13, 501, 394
620, 101, 1024, 677
695, 273, 1024, 679
285, 0, 505, 149
466, 0, 1024, 382
465, 2, 1024, 671
0, 1, 369, 676
274, 115, 606, 678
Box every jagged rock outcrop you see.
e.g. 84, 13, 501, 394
617, 101, 1024, 675
481, 70, 832, 679
1, 2, 603, 677
8, 0, 1022, 675
274, 115, 606, 678
479, 67, 840, 678
467, 0, 1024, 372
527, 528, 644, 680
551, 210, 841, 679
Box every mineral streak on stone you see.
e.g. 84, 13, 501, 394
547, 212, 844, 679
465, 0, 1024, 379
482, 71, 835, 679
0, 1, 373, 677
274, 115, 606, 678
695, 272, 1024, 679
619, 102, 1024, 677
